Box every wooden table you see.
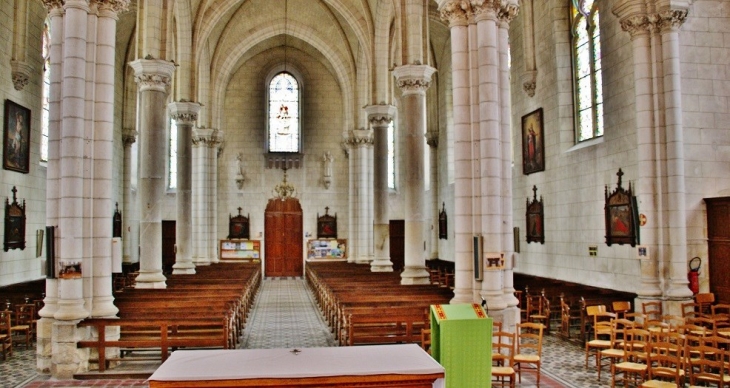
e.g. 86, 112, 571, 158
148, 344, 445, 387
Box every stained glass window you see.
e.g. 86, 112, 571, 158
571, 0, 603, 142
41, 22, 50, 162
268, 72, 300, 152
169, 119, 177, 189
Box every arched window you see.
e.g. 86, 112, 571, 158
571, 0, 603, 142
40, 21, 50, 162
268, 72, 300, 153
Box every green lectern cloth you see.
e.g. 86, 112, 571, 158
430, 303, 492, 387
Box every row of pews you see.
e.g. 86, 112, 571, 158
306, 262, 453, 346
78, 262, 261, 371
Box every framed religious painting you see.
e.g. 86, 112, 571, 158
317, 207, 337, 239
526, 185, 544, 244
522, 108, 544, 175
605, 168, 639, 247
228, 207, 250, 239
3, 99, 31, 174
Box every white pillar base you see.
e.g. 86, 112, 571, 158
400, 266, 430, 285
134, 271, 167, 289
370, 258, 393, 272
90, 295, 119, 318
172, 262, 196, 275
51, 320, 89, 379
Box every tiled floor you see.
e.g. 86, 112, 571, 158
2, 278, 622, 387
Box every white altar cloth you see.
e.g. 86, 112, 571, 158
149, 344, 445, 386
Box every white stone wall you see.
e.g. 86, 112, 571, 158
217, 46, 348, 260
0, 0, 49, 286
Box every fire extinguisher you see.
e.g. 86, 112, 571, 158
688, 256, 701, 294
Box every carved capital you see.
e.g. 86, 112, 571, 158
620, 14, 652, 36
41, 0, 65, 12
347, 128, 374, 147
439, 0, 472, 27
192, 128, 216, 147
364, 104, 397, 127
122, 129, 138, 146
497, 0, 520, 24
10, 61, 33, 91
393, 65, 437, 96
470, 0, 500, 21
657, 9, 688, 32
129, 58, 176, 93
168, 101, 201, 126
95, 0, 131, 14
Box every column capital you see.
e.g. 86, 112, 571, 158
612, 1, 653, 37
122, 128, 138, 146
470, 0, 500, 22
497, 0, 520, 25
10, 60, 33, 91
364, 104, 397, 127
64, 0, 91, 12
95, 0, 131, 14
168, 101, 201, 126
439, 0, 472, 27
393, 65, 437, 96
129, 58, 176, 93
656, 8, 689, 32
347, 128, 374, 147
192, 128, 217, 146
42, 0, 65, 12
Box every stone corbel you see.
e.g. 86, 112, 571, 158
10, 60, 33, 91
521, 70, 537, 98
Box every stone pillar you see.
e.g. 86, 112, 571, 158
91, 0, 125, 319
474, 1, 507, 310
365, 104, 396, 272
439, 1, 473, 303
426, 131, 439, 261
658, 7, 693, 300
169, 101, 201, 274
498, 2, 520, 313
393, 65, 435, 285
129, 58, 176, 288
613, 1, 663, 298
209, 131, 223, 264
122, 128, 138, 265
347, 128, 374, 265
38, 0, 64, 373
192, 128, 215, 266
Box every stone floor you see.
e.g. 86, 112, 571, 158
2, 278, 622, 387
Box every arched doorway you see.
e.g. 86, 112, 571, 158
264, 197, 303, 277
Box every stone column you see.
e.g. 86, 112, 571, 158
209, 130, 224, 264
122, 128, 138, 265
192, 128, 215, 266
439, 1, 473, 303
91, 0, 125, 318
347, 128, 374, 265
658, 7, 693, 300
129, 58, 176, 288
474, 1, 507, 310
169, 101, 201, 274
38, 0, 64, 374
365, 104, 396, 272
613, 1, 663, 298
426, 131, 439, 260
393, 65, 435, 285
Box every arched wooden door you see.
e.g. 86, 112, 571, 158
264, 197, 303, 277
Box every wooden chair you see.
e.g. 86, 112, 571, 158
491, 326, 516, 388
585, 309, 615, 369
695, 292, 715, 317
420, 328, 431, 354
526, 293, 550, 332
560, 297, 582, 339
640, 340, 685, 387
711, 303, 730, 330
612, 301, 632, 319
612, 328, 650, 388
686, 343, 727, 387
642, 301, 663, 322
681, 301, 701, 320
598, 318, 633, 380
513, 322, 543, 386
11, 304, 34, 349
0, 311, 12, 360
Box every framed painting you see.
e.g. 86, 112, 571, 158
228, 207, 250, 239
526, 185, 544, 244
605, 168, 638, 247
3, 100, 31, 174
522, 108, 544, 175
317, 207, 337, 239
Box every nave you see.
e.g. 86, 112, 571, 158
3, 277, 615, 388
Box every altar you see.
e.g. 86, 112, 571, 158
148, 344, 445, 387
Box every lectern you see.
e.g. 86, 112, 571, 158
430, 303, 492, 387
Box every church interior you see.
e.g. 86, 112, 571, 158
1, 0, 730, 386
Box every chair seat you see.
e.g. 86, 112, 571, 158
587, 339, 611, 347
492, 366, 515, 375
641, 380, 681, 388
514, 354, 540, 362
615, 361, 647, 372
600, 348, 624, 357
11, 325, 30, 330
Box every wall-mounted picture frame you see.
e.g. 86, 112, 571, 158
317, 207, 337, 239
4, 186, 26, 251
522, 108, 544, 175
526, 185, 544, 244
438, 202, 447, 240
228, 207, 250, 239
605, 168, 638, 247
3, 99, 31, 174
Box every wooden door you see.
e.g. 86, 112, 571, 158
390, 220, 405, 272
161, 220, 176, 275
704, 197, 730, 303
264, 198, 303, 277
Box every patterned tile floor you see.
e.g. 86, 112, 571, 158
1, 278, 625, 387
